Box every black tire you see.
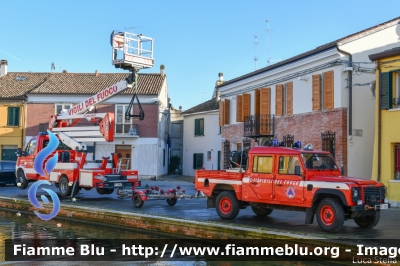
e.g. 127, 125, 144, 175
133, 193, 144, 208
54, 183, 59, 188
251, 206, 273, 216
16, 171, 28, 189
105, 188, 114, 195
354, 211, 381, 229
316, 198, 345, 233
96, 188, 106, 195
166, 198, 177, 206
216, 191, 240, 220
59, 177, 71, 198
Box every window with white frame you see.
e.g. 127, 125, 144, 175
115, 104, 135, 135
55, 104, 72, 115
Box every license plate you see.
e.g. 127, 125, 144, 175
114, 183, 122, 187
379, 204, 389, 210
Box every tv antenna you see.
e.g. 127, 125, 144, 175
51, 62, 56, 72
265, 20, 272, 66
125, 26, 142, 33
254, 36, 258, 70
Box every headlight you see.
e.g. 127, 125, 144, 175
352, 187, 360, 202
352, 188, 358, 197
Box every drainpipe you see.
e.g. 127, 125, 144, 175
377, 63, 381, 182
337, 46, 353, 136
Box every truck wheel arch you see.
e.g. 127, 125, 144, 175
212, 184, 236, 195
312, 189, 349, 206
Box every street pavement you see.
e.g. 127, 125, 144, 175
0, 174, 399, 243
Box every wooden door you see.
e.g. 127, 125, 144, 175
115, 145, 132, 169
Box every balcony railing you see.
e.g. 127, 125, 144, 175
244, 114, 274, 138
115, 124, 139, 137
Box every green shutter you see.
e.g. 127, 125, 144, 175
199, 119, 204, 135
194, 119, 199, 135
380, 72, 392, 110
7, 107, 20, 126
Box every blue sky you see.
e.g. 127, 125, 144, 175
1, 1, 399, 110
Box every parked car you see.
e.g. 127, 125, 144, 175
0, 161, 16, 186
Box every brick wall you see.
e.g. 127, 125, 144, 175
221, 108, 348, 174
26, 102, 160, 138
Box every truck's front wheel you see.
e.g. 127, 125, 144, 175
316, 198, 345, 233
354, 211, 380, 229
216, 191, 240, 220
59, 177, 71, 198
16, 171, 28, 189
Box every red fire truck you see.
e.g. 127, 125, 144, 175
195, 144, 389, 232
15, 31, 154, 198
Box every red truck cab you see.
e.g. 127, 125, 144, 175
195, 146, 389, 232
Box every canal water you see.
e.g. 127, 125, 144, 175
0, 209, 335, 266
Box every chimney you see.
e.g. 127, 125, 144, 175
218, 72, 223, 82
95, 70, 98, 76
62, 70, 68, 73
0, 60, 8, 77
160, 64, 165, 77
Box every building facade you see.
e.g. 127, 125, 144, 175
182, 97, 221, 177
370, 47, 400, 206
217, 17, 400, 178
0, 62, 170, 179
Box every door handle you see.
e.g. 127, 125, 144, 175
276, 183, 283, 187
250, 182, 258, 185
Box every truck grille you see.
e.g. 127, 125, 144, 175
363, 187, 383, 204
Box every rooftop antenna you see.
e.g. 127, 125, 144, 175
265, 20, 272, 66
125, 26, 142, 33
254, 36, 258, 70
51, 62, 56, 72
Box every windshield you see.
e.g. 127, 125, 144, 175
301, 153, 338, 170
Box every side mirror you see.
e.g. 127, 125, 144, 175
341, 166, 345, 175
295, 165, 301, 176
16, 148, 26, 157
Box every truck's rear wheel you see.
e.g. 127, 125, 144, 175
59, 177, 72, 198
133, 194, 144, 208
16, 171, 28, 189
105, 188, 114, 194
216, 191, 240, 220
251, 206, 273, 216
166, 198, 177, 206
316, 198, 345, 233
354, 211, 380, 229
96, 188, 106, 195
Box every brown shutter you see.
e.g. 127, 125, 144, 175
219, 101, 224, 126
324, 71, 334, 109
312, 74, 321, 111
236, 95, 243, 122
275, 84, 283, 116
242, 93, 250, 121
224, 99, 230, 124
260, 88, 271, 135
286, 82, 293, 116
260, 88, 271, 115
254, 89, 260, 115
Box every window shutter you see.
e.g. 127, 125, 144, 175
8, 107, 20, 126
199, 119, 204, 135
194, 120, 198, 135
312, 74, 321, 111
275, 85, 283, 116
236, 95, 243, 122
254, 89, 260, 115
260, 88, 271, 135
323, 71, 334, 109
224, 99, 230, 124
219, 101, 224, 126
380, 72, 392, 110
286, 82, 293, 116
242, 94, 250, 121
